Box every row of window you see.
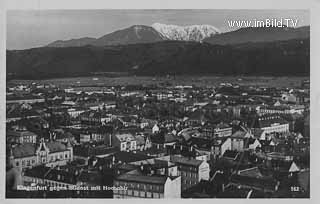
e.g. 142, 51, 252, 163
16, 158, 36, 167
182, 179, 198, 186
48, 153, 70, 162
115, 189, 163, 198
181, 171, 197, 179
15, 152, 70, 167
115, 181, 163, 192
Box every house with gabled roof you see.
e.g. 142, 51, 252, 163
9, 138, 73, 170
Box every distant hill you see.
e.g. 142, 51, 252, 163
203, 26, 310, 45
47, 25, 166, 47
47, 37, 97, 48
7, 38, 309, 79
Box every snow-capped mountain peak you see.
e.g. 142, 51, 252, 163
151, 23, 220, 42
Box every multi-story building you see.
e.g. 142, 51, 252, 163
170, 155, 210, 191
113, 173, 181, 198
79, 130, 107, 144
251, 115, 289, 136
7, 130, 37, 144
202, 123, 232, 138
211, 137, 232, 158
23, 165, 78, 190
258, 105, 305, 115
9, 138, 73, 170
112, 133, 137, 152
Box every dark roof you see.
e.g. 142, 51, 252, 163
238, 167, 263, 178
170, 155, 203, 167
12, 144, 36, 158
116, 173, 168, 185
46, 141, 68, 153
230, 174, 278, 191
78, 171, 103, 185
231, 131, 248, 139
297, 170, 309, 191
252, 115, 288, 129
24, 165, 78, 184
74, 144, 117, 157
223, 150, 240, 160
216, 186, 267, 198
114, 151, 154, 163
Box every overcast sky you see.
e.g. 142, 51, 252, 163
7, 9, 309, 50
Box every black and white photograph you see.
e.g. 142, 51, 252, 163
3, 4, 314, 200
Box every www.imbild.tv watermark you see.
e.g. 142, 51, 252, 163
227, 18, 299, 29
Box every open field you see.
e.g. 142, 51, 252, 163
7, 76, 309, 89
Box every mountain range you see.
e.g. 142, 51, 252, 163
7, 23, 310, 79
203, 26, 310, 45
46, 23, 309, 47
151, 23, 220, 41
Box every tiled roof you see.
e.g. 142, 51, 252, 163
231, 131, 248, 138
46, 141, 68, 153
116, 173, 168, 185
115, 133, 135, 142
170, 155, 203, 167
135, 135, 145, 146
230, 174, 278, 191
223, 150, 239, 160
114, 151, 154, 163
252, 115, 288, 129
238, 167, 263, 178
12, 144, 36, 158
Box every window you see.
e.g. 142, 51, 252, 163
153, 193, 159, 198
16, 161, 19, 166
140, 191, 146, 197
134, 190, 139, 197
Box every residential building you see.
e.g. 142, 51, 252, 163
7, 130, 37, 144
9, 138, 73, 169
112, 133, 137, 152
